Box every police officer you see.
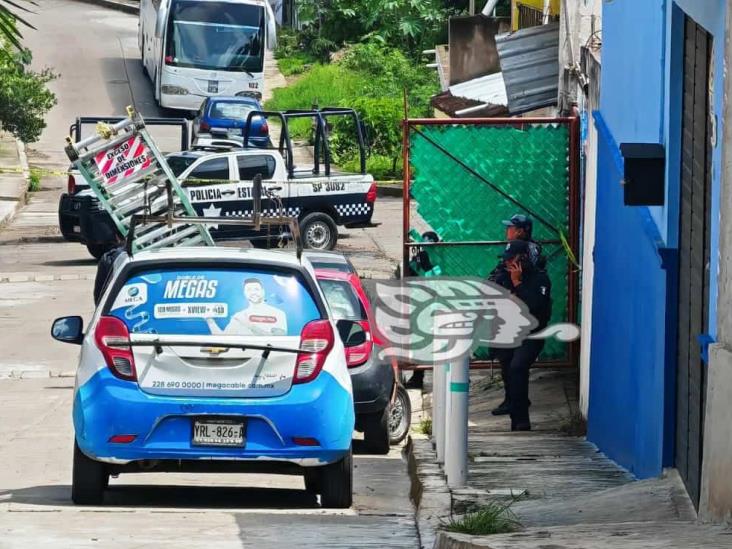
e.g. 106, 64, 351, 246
488, 214, 543, 287
496, 240, 552, 430
488, 214, 545, 415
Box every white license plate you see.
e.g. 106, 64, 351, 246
72, 226, 81, 233
192, 419, 245, 447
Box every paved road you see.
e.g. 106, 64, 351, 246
0, 2, 416, 547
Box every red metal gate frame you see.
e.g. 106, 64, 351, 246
401, 116, 581, 371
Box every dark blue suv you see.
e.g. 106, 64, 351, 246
192, 96, 270, 148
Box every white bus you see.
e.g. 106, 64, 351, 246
139, 0, 277, 111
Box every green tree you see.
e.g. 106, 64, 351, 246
0, 0, 35, 50
0, 47, 57, 142
296, 0, 456, 59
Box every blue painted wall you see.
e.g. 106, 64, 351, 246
588, 0, 726, 477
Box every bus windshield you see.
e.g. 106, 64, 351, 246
166, 1, 265, 73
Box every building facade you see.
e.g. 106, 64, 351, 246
588, 0, 729, 518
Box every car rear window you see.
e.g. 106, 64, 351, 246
108, 267, 321, 337
319, 279, 366, 321
211, 102, 255, 120
310, 260, 351, 273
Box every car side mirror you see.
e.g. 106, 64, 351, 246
51, 316, 84, 345
336, 319, 367, 348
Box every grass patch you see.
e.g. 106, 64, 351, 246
28, 169, 41, 192
266, 64, 365, 112
415, 418, 432, 436
441, 502, 521, 536
276, 52, 317, 77
341, 154, 403, 181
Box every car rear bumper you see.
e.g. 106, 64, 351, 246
350, 358, 394, 416
73, 368, 354, 467
60, 194, 119, 246
58, 193, 83, 242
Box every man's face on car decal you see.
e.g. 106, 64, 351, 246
244, 280, 264, 304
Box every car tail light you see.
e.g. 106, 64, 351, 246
109, 434, 137, 444
294, 320, 334, 384
261, 121, 269, 136
366, 182, 377, 203
164, 55, 173, 65
199, 120, 210, 132
345, 320, 373, 368
95, 316, 137, 381
292, 437, 319, 446
67, 173, 76, 194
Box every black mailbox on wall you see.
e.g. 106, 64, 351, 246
619, 143, 666, 206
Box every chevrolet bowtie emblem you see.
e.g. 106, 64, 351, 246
201, 347, 229, 355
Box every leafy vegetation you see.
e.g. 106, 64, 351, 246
28, 168, 41, 192
416, 418, 432, 436
0, 0, 35, 50
441, 502, 522, 536
294, 0, 469, 60
0, 47, 57, 143
267, 43, 438, 179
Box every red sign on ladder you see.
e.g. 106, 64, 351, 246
94, 135, 152, 185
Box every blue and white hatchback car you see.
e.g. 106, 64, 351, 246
52, 247, 359, 508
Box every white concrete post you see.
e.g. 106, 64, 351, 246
445, 356, 470, 487
433, 363, 446, 464
444, 362, 452, 458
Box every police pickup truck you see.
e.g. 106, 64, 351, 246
59, 109, 377, 258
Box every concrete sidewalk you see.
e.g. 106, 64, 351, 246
410, 368, 731, 548
0, 134, 29, 229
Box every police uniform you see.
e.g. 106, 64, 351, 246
494, 240, 552, 430
487, 215, 545, 415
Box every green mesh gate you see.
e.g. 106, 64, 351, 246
403, 118, 580, 365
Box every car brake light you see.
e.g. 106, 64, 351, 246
164, 55, 173, 65
199, 120, 210, 132
261, 121, 269, 136
67, 173, 76, 194
292, 437, 319, 446
109, 434, 137, 444
366, 182, 377, 203
294, 320, 334, 384
95, 316, 137, 381
345, 320, 373, 368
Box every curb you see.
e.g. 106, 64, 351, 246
0, 273, 96, 284
407, 435, 453, 549
72, 0, 139, 14
0, 138, 30, 229
376, 184, 403, 198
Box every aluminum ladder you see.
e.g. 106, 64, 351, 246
64, 107, 215, 254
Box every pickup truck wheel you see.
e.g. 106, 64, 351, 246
72, 441, 108, 505
319, 449, 353, 508
364, 408, 390, 455
300, 212, 337, 250
86, 243, 112, 261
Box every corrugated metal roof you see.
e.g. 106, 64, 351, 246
495, 22, 560, 114
448, 72, 508, 106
